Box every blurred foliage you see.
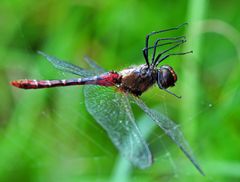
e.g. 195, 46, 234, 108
1, 0, 240, 181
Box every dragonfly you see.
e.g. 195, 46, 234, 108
11, 23, 204, 175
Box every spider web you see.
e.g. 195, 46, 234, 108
111, 92, 212, 180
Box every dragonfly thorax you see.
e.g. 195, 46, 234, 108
118, 64, 157, 96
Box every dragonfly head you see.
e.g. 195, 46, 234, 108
157, 65, 181, 98
157, 65, 177, 88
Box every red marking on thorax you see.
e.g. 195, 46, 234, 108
97, 71, 121, 86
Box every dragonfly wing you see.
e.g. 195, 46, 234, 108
83, 56, 106, 73
130, 96, 205, 175
84, 86, 152, 169
38, 51, 94, 77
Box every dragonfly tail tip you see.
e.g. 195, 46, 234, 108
10, 80, 21, 88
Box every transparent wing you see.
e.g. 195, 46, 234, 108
84, 86, 152, 169
83, 56, 106, 73
130, 96, 205, 175
38, 51, 94, 77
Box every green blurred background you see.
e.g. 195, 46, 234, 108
1, 0, 240, 181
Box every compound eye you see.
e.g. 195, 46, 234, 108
158, 66, 177, 88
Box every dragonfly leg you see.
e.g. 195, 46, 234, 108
142, 37, 185, 68
155, 51, 193, 66
143, 23, 188, 67
150, 37, 186, 66
153, 40, 187, 67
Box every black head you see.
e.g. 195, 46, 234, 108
157, 65, 181, 98
157, 65, 177, 89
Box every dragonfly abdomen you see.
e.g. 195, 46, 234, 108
11, 79, 86, 89
11, 72, 121, 89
